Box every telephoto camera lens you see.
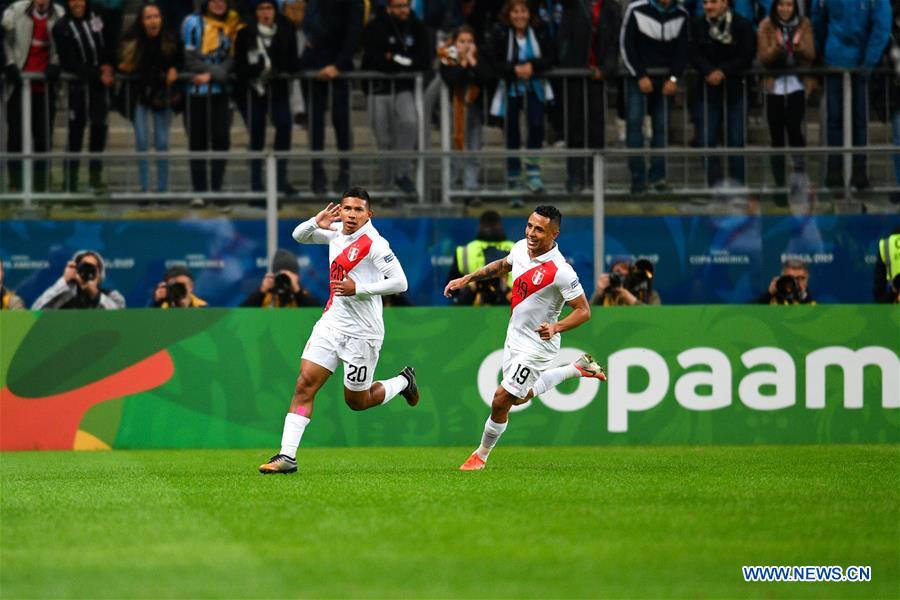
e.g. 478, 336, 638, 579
167, 281, 188, 304
774, 275, 799, 303
76, 262, 97, 283
273, 273, 293, 296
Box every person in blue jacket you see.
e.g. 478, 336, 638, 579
812, 0, 891, 191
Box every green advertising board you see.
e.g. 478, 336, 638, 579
1, 306, 897, 450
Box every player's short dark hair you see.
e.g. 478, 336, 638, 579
534, 205, 562, 228
341, 187, 371, 206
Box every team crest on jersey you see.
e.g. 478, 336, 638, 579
347, 246, 360, 261
532, 270, 545, 286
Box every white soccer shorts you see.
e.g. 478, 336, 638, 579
500, 346, 543, 400
301, 323, 381, 391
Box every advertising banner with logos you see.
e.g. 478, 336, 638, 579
0, 215, 892, 307
1, 306, 896, 450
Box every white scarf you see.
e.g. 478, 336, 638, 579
251, 23, 275, 96
707, 10, 733, 45
489, 27, 554, 118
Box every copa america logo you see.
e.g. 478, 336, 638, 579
532, 270, 544, 285
348, 247, 359, 261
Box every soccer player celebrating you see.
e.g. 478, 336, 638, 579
444, 205, 606, 470
259, 187, 419, 474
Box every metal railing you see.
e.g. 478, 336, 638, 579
1, 66, 898, 203
3, 147, 898, 295
0, 71, 429, 201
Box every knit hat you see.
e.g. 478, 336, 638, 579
271, 249, 299, 274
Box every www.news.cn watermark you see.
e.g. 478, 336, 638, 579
742, 566, 872, 583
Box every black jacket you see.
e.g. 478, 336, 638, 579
557, 0, 622, 75
440, 53, 492, 104
487, 21, 556, 83
52, 9, 115, 83
302, 0, 364, 71
690, 12, 757, 95
118, 32, 183, 114
361, 10, 431, 94
620, 0, 690, 79
234, 17, 300, 101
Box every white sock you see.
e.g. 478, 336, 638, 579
279, 413, 310, 459
475, 418, 508, 461
377, 374, 408, 405
530, 364, 580, 396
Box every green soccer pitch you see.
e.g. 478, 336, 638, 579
1, 446, 897, 599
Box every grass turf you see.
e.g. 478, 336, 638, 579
1, 445, 897, 599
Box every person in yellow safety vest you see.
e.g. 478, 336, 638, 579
0, 260, 25, 310
874, 227, 900, 303
152, 265, 209, 309
447, 210, 515, 305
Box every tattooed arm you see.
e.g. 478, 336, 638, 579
443, 258, 512, 298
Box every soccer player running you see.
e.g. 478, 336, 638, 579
445, 205, 606, 471
259, 187, 419, 474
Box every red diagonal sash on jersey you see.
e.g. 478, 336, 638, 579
511, 261, 559, 312
324, 235, 373, 312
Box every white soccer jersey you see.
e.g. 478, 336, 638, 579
292, 218, 406, 341
504, 239, 585, 367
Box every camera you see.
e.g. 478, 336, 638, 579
273, 272, 294, 297
445, 45, 459, 63
76, 261, 98, 283
774, 275, 800, 304
625, 259, 654, 297
608, 272, 625, 289
166, 281, 188, 304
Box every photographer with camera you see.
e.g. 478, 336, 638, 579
873, 227, 900, 304
32, 250, 125, 309
446, 211, 515, 306
755, 258, 816, 305
241, 249, 319, 308
152, 265, 208, 309
591, 258, 661, 306
0, 260, 26, 310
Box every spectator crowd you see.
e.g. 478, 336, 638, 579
1, 0, 898, 201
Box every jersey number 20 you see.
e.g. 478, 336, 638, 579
347, 364, 368, 383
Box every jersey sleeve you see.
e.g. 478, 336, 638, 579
557, 265, 585, 302
355, 238, 408, 297
292, 217, 339, 245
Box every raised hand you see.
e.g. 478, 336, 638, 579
315, 202, 342, 229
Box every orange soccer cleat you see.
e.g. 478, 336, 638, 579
459, 453, 486, 471
258, 454, 297, 474
573, 353, 607, 381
